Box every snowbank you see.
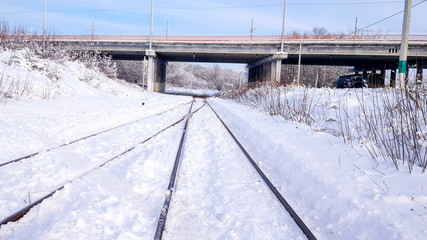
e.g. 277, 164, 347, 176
0, 49, 142, 101
210, 98, 427, 239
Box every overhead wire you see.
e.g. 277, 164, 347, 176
347, 0, 426, 36
0, 1, 424, 14
0, 0, 425, 37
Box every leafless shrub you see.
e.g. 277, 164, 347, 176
115, 60, 143, 83
231, 86, 318, 125
0, 71, 8, 103
166, 62, 244, 90
0, 20, 121, 102
361, 87, 425, 172
0, 71, 34, 102
333, 87, 426, 173
230, 85, 426, 173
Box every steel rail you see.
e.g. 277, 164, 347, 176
153, 101, 206, 240
206, 101, 317, 240
0, 101, 203, 227
0, 101, 192, 168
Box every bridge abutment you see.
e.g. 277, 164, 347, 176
247, 52, 287, 87
146, 50, 167, 93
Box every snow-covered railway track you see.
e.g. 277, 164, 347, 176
0, 101, 192, 168
154, 100, 316, 240
0, 100, 206, 228
1, 98, 316, 239
207, 102, 317, 240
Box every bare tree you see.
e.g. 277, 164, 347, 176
115, 60, 142, 83
312, 27, 329, 39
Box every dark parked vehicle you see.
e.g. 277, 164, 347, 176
334, 74, 367, 88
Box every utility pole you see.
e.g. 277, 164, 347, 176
296, 40, 302, 86
147, 0, 155, 92
91, 21, 95, 40
280, 0, 288, 52
166, 20, 168, 40
354, 17, 358, 35
43, 0, 47, 53
250, 19, 254, 40
149, 0, 154, 50
398, 0, 412, 88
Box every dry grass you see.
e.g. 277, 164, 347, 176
225, 85, 427, 173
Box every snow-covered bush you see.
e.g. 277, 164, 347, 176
165, 62, 244, 91
0, 21, 126, 101
348, 87, 427, 172
0, 20, 118, 82
229, 85, 427, 173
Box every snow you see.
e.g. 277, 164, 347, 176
209, 98, 427, 239
1, 49, 426, 239
165, 86, 220, 98
163, 105, 305, 239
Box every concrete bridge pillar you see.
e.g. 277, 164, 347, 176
247, 52, 287, 87
146, 50, 167, 93
416, 58, 423, 84
390, 68, 397, 88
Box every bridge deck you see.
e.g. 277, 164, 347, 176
36, 35, 427, 67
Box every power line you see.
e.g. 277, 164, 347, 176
0, 7, 150, 15
351, 0, 426, 35
0, 1, 423, 15
290, 1, 411, 6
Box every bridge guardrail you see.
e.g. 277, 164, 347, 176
2, 35, 427, 43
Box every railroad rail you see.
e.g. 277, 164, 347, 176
153, 99, 317, 240
0, 100, 199, 226
0, 101, 192, 168
2, 98, 316, 239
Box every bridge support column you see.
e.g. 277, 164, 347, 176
247, 52, 287, 88
146, 50, 167, 93
390, 68, 397, 88
416, 58, 423, 84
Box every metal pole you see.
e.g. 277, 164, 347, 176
398, 0, 412, 88
43, 0, 47, 52
296, 40, 302, 86
149, 0, 154, 50
250, 19, 254, 40
354, 17, 358, 35
91, 21, 95, 40
280, 0, 288, 52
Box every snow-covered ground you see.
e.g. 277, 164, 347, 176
0, 49, 426, 239
165, 86, 220, 97
209, 98, 427, 239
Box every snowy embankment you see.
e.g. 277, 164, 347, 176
210, 98, 427, 239
0, 49, 190, 161
0, 48, 426, 239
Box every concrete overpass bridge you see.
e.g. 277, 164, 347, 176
50, 35, 427, 92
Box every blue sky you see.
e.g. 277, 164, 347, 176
1, 0, 426, 36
